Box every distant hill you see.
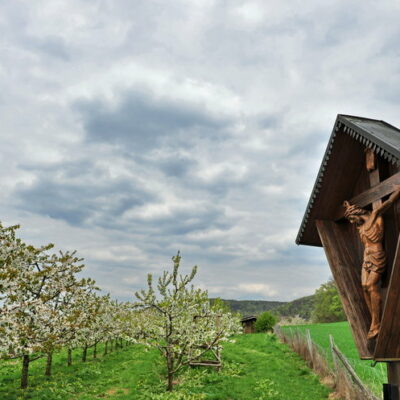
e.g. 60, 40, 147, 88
273, 295, 315, 320
211, 295, 315, 320
212, 299, 286, 316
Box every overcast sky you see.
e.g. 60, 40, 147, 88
1, 0, 400, 302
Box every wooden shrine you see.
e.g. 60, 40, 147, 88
297, 114, 400, 394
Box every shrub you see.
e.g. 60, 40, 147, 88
255, 312, 277, 333
312, 279, 346, 323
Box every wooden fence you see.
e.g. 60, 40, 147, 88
275, 326, 380, 400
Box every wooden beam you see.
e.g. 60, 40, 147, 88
367, 151, 382, 209
316, 220, 372, 359
334, 171, 400, 220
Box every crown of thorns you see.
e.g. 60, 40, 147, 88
343, 201, 367, 218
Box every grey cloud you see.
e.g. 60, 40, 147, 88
33, 35, 70, 61
157, 156, 197, 178
14, 172, 155, 227
75, 91, 229, 150
257, 114, 280, 129
98, 202, 232, 238
15, 155, 233, 238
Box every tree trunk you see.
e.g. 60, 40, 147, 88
167, 371, 174, 391
93, 343, 97, 359
104, 341, 108, 355
67, 348, 72, 366
21, 354, 30, 389
45, 352, 53, 376
82, 346, 87, 362
166, 354, 174, 391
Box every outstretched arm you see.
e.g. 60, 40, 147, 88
375, 185, 400, 216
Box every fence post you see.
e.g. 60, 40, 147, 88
306, 329, 314, 367
329, 334, 338, 373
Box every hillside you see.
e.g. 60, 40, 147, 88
211, 299, 286, 316
274, 295, 315, 320
212, 295, 315, 320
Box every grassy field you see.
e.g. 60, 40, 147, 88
282, 321, 386, 395
0, 334, 331, 400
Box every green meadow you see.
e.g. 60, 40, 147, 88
283, 321, 386, 395
0, 334, 331, 400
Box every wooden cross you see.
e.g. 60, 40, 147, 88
366, 148, 382, 209
364, 149, 400, 394
334, 168, 400, 221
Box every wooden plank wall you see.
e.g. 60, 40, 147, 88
375, 235, 400, 360
374, 161, 400, 360
316, 220, 372, 359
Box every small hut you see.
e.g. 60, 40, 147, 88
241, 315, 257, 334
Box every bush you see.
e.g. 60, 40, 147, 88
312, 279, 346, 323
255, 312, 277, 332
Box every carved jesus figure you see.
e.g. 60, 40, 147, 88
343, 186, 400, 339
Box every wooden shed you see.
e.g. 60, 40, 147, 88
297, 114, 400, 362
241, 316, 257, 334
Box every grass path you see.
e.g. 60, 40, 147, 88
0, 334, 331, 399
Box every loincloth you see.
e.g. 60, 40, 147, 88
362, 249, 386, 274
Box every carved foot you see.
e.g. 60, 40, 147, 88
367, 326, 380, 340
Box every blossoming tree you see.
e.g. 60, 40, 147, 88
134, 252, 242, 391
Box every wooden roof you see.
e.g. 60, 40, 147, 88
297, 114, 400, 247
241, 315, 257, 322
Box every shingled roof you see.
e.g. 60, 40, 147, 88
296, 114, 400, 247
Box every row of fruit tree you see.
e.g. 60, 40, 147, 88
0, 222, 242, 391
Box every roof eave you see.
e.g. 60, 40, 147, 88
296, 114, 400, 246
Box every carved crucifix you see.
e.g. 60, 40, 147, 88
343, 150, 400, 339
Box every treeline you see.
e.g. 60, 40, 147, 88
214, 279, 346, 324
210, 299, 286, 316
274, 295, 315, 320
212, 296, 314, 320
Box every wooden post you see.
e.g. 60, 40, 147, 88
387, 363, 400, 399
384, 384, 399, 400
306, 329, 314, 367
329, 335, 338, 374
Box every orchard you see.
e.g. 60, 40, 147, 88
0, 222, 242, 391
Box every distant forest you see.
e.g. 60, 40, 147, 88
211, 295, 315, 320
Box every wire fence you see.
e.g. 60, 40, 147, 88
275, 326, 381, 400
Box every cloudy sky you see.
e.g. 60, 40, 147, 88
1, 0, 400, 302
